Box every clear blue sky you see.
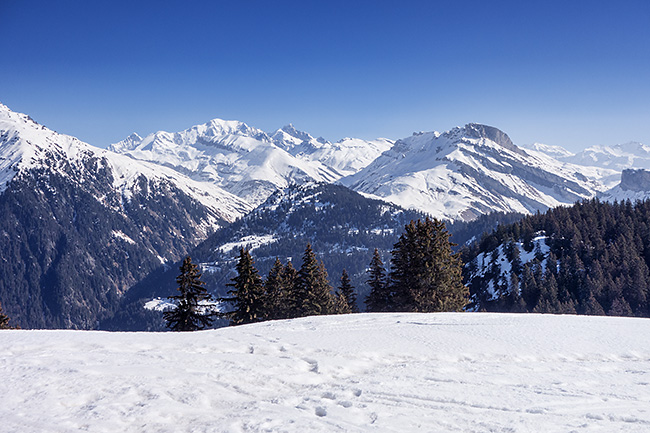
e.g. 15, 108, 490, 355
1, 0, 649, 151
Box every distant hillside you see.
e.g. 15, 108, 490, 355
463, 199, 650, 317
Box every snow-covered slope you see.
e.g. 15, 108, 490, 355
110, 120, 344, 207
2, 313, 650, 432
342, 124, 617, 221
0, 103, 251, 225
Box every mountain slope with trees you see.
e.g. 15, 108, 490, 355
463, 199, 650, 317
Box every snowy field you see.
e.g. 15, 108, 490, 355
2, 313, 650, 432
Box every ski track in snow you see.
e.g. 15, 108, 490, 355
2, 313, 650, 432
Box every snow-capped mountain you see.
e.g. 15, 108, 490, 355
524, 141, 650, 203
563, 141, 650, 171
0, 104, 251, 225
523, 142, 575, 159
110, 120, 394, 207
0, 103, 252, 328
269, 125, 394, 177
341, 124, 617, 221
109, 120, 340, 207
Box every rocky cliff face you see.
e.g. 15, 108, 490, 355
620, 169, 650, 191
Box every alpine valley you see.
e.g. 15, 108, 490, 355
1, 103, 649, 329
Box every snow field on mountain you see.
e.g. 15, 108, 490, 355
2, 313, 650, 432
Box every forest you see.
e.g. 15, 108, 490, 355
463, 199, 650, 317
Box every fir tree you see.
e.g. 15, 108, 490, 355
263, 258, 287, 320
336, 269, 359, 313
164, 256, 214, 331
365, 248, 391, 312
334, 291, 352, 314
225, 248, 267, 326
389, 218, 468, 312
0, 301, 17, 329
281, 260, 301, 319
294, 243, 335, 317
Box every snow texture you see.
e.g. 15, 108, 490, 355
2, 313, 650, 432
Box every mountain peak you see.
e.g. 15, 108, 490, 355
280, 123, 314, 142
462, 123, 517, 151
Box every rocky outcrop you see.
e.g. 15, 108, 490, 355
620, 169, 650, 191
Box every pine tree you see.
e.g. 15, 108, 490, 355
389, 218, 468, 312
164, 256, 214, 331
337, 269, 359, 313
281, 260, 300, 318
0, 301, 16, 329
334, 291, 352, 314
263, 258, 288, 320
294, 243, 335, 317
225, 248, 267, 326
365, 248, 391, 312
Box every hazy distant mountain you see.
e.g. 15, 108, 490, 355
563, 142, 650, 171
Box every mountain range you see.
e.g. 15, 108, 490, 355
1, 102, 650, 329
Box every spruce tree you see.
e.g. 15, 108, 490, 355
337, 269, 359, 313
0, 301, 16, 329
365, 248, 391, 312
294, 243, 335, 317
282, 260, 300, 318
263, 257, 287, 320
164, 256, 214, 331
389, 218, 468, 312
225, 248, 267, 326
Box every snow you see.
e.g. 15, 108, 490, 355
2, 313, 650, 432
112, 230, 136, 245
217, 234, 277, 254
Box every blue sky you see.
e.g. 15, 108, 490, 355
1, 0, 649, 151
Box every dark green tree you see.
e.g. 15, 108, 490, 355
293, 243, 335, 317
263, 257, 288, 320
365, 248, 391, 312
0, 301, 17, 329
225, 248, 267, 326
337, 269, 359, 313
164, 256, 214, 331
389, 218, 468, 312
281, 261, 300, 318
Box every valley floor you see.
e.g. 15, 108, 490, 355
2, 313, 650, 432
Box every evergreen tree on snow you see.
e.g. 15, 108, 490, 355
164, 256, 214, 331
263, 257, 288, 320
293, 243, 335, 317
336, 269, 359, 313
365, 248, 391, 312
389, 218, 468, 312
225, 248, 266, 326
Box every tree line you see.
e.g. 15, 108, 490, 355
164, 218, 468, 331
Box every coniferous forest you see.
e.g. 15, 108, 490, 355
463, 199, 650, 317
173, 217, 468, 329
